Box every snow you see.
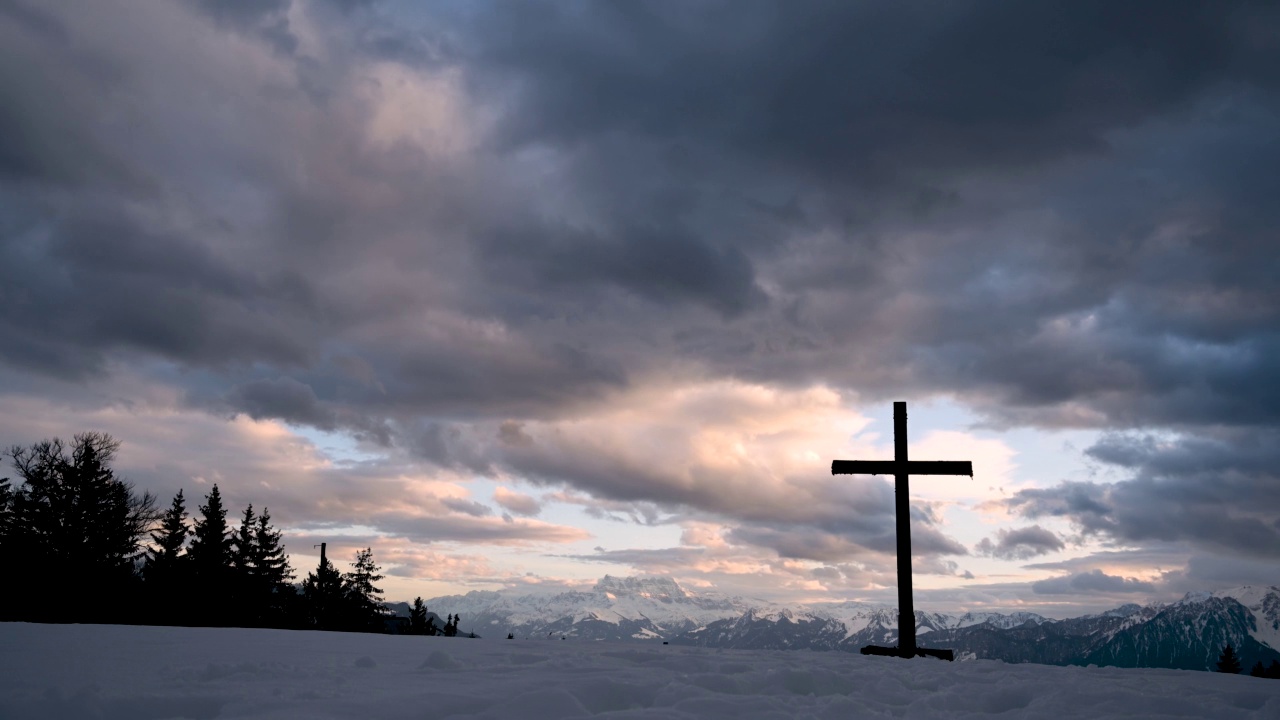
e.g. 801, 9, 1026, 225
3, 622, 1278, 719
1210, 586, 1280, 652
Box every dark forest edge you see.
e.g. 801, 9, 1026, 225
0, 432, 472, 637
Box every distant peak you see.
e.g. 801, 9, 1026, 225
1099, 603, 1144, 618
593, 575, 688, 599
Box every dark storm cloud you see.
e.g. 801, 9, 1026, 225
976, 525, 1066, 561
0, 0, 67, 44
1162, 554, 1280, 592
1007, 430, 1280, 557
472, 1, 1271, 182
6, 0, 1276, 422
481, 217, 764, 318
0, 203, 319, 378
446, 0, 1280, 428
225, 377, 335, 428
189, 0, 298, 55
1032, 570, 1155, 596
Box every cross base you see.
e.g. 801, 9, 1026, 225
860, 645, 955, 661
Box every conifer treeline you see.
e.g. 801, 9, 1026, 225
0, 432, 461, 636
1219, 645, 1280, 679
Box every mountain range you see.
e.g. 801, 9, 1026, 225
414, 576, 1280, 672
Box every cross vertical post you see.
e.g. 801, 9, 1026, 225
831, 401, 972, 660
893, 401, 915, 656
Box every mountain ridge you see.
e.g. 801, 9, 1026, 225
412, 577, 1280, 671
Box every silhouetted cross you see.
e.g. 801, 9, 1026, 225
832, 401, 972, 661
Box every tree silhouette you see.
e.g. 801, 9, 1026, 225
187, 485, 234, 625
232, 504, 257, 574
144, 489, 191, 625
0, 476, 14, 555
4, 433, 156, 622
301, 551, 345, 631
249, 508, 294, 626
409, 597, 428, 635
148, 490, 190, 570
1216, 644, 1242, 673
230, 504, 259, 626
342, 547, 388, 632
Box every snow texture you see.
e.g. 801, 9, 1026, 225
2, 622, 1278, 719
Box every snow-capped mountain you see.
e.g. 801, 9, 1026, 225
675, 585, 1280, 672
1207, 585, 1280, 651
422, 576, 760, 640
422, 577, 1280, 671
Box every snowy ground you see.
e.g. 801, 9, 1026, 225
2, 623, 1277, 719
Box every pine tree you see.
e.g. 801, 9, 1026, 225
187, 485, 234, 625
409, 597, 428, 635
228, 504, 258, 626
148, 490, 190, 568
342, 547, 388, 632
232, 504, 257, 572
250, 508, 294, 626
144, 490, 191, 624
1216, 644, 1242, 673
188, 485, 233, 573
1268, 660, 1280, 680
1251, 661, 1267, 677
0, 475, 16, 619
301, 551, 345, 631
0, 476, 13, 553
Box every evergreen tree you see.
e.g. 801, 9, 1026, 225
409, 597, 428, 635
229, 504, 258, 626
425, 614, 438, 636
1216, 644, 1242, 673
144, 490, 191, 624
1268, 660, 1280, 680
232, 504, 257, 572
0, 476, 13, 553
342, 547, 388, 632
0, 476, 15, 614
148, 490, 190, 568
188, 485, 233, 573
250, 508, 294, 626
4, 433, 157, 622
301, 551, 345, 631
187, 485, 234, 625
1251, 661, 1267, 677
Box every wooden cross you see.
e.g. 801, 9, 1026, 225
832, 401, 972, 661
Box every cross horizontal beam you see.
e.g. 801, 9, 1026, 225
861, 645, 955, 661
831, 460, 973, 476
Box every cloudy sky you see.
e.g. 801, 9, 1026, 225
2, 0, 1277, 616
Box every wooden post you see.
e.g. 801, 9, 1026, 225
893, 401, 916, 656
